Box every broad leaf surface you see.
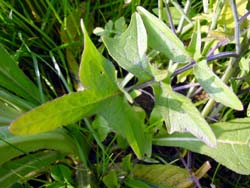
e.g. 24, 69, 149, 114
100, 96, 147, 159
194, 60, 243, 110
154, 118, 250, 175
9, 90, 116, 135
79, 20, 118, 93
133, 164, 192, 188
154, 83, 216, 147
103, 13, 152, 82
0, 46, 41, 105
137, 6, 191, 63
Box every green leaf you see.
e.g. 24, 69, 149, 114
194, 60, 243, 110
153, 118, 250, 175
51, 164, 73, 184
217, 0, 247, 29
0, 101, 21, 126
188, 19, 202, 60
0, 128, 77, 166
0, 151, 62, 188
0, 45, 42, 105
153, 83, 216, 147
9, 89, 116, 135
133, 164, 193, 188
100, 96, 148, 159
136, 6, 191, 63
79, 20, 118, 93
103, 170, 120, 188
103, 13, 152, 82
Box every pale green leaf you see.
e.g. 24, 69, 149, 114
133, 164, 193, 188
188, 19, 202, 60
79, 20, 118, 93
0, 45, 41, 105
100, 96, 148, 159
153, 83, 216, 147
154, 118, 250, 175
194, 60, 243, 110
103, 13, 152, 81
103, 171, 120, 188
9, 89, 115, 135
217, 0, 247, 28
137, 6, 191, 63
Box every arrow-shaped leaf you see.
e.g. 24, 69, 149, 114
154, 118, 250, 175
103, 13, 152, 82
154, 83, 216, 147
194, 60, 243, 110
137, 6, 191, 63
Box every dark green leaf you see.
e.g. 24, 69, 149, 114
100, 96, 148, 159
0, 45, 41, 105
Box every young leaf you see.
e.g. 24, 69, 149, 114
9, 89, 116, 135
137, 6, 191, 63
0, 45, 42, 105
194, 60, 243, 110
153, 83, 216, 147
102, 13, 152, 82
153, 118, 250, 175
100, 96, 148, 159
79, 20, 118, 93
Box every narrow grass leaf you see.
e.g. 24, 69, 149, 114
103, 13, 152, 82
137, 6, 191, 63
153, 118, 250, 175
194, 60, 243, 110
154, 83, 216, 147
0, 151, 61, 188
0, 45, 42, 105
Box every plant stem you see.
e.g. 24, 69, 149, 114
230, 0, 241, 55
165, 1, 176, 34
158, 0, 163, 20
176, 0, 191, 33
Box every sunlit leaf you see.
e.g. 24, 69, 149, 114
79, 20, 118, 93
137, 6, 191, 63
154, 118, 250, 175
153, 83, 216, 147
103, 13, 152, 82
9, 89, 115, 135
194, 60, 243, 110
133, 164, 193, 188
0, 45, 42, 105
217, 0, 247, 28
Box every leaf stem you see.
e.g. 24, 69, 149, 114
158, 0, 163, 20
176, 0, 191, 33
230, 0, 241, 55
165, 1, 177, 35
